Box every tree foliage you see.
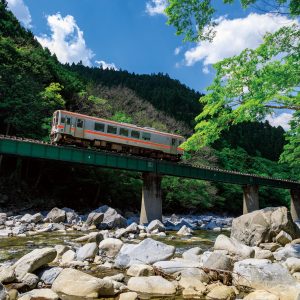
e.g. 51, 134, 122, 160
183, 25, 300, 166
165, 0, 300, 41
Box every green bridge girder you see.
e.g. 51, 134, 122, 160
1, 137, 299, 190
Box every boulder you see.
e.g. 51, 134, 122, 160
21, 273, 39, 289
73, 232, 103, 244
114, 238, 175, 268
127, 276, 176, 297
0, 213, 7, 225
259, 242, 281, 252
206, 285, 235, 300
93, 205, 127, 229
62, 207, 80, 224
177, 225, 193, 236
61, 250, 76, 264
13, 247, 56, 279
76, 242, 98, 261
254, 248, 274, 260
233, 258, 300, 299
203, 252, 233, 271
147, 220, 165, 232
214, 234, 254, 259
118, 292, 138, 300
231, 207, 300, 246
284, 257, 300, 274
179, 276, 206, 293
45, 208, 66, 223
243, 290, 279, 300
86, 212, 104, 226
37, 266, 63, 285
176, 268, 210, 283
18, 289, 59, 300
153, 259, 201, 274
99, 238, 123, 258
276, 230, 292, 246
182, 247, 202, 261
0, 265, 15, 283
54, 245, 70, 261
52, 268, 115, 297
126, 264, 154, 277
116, 223, 139, 238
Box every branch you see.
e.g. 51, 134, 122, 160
265, 105, 300, 111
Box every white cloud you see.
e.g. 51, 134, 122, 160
95, 60, 118, 71
6, 0, 32, 28
184, 13, 297, 67
265, 112, 293, 130
36, 13, 94, 66
174, 47, 181, 55
146, 0, 168, 16
202, 66, 210, 74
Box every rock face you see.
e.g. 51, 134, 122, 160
99, 238, 123, 258
76, 242, 98, 261
231, 207, 300, 246
93, 205, 127, 229
127, 276, 176, 297
45, 207, 66, 223
114, 238, 175, 268
214, 234, 254, 259
52, 268, 115, 298
233, 259, 300, 298
86, 212, 104, 226
13, 247, 57, 279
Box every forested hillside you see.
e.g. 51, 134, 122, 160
0, 0, 298, 215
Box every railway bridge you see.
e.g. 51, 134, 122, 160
1, 135, 300, 224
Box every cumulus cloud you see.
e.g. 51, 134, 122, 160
184, 13, 297, 70
6, 0, 32, 28
146, 0, 168, 16
36, 13, 94, 66
265, 112, 293, 131
95, 60, 118, 71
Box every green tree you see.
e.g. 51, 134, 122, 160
165, 0, 299, 42
182, 25, 300, 167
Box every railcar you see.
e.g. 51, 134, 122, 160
50, 110, 185, 161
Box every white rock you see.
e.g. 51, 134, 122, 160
61, 250, 76, 264
126, 264, 154, 277
153, 259, 201, 274
147, 220, 165, 232
115, 238, 175, 268
52, 268, 115, 297
206, 285, 235, 300
76, 242, 98, 261
37, 266, 63, 285
18, 289, 59, 300
284, 257, 300, 274
276, 230, 293, 246
177, 225, 193, 236
99, 238, 123, 258
118, 292, 138, 300
274, 244, 300, 261
243, 290, 279, 300
127, 276, 176, 297
86, 212, 104, 226
203, 252, 233, 271
214, 234, 254, 259
13, 247, 56, 280
45, 207, 66, 223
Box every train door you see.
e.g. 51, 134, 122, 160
170, 137, 177, 154
64, 116, 73, 135
75, 118, 84, 138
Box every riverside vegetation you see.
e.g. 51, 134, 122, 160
0, 206, 300, 299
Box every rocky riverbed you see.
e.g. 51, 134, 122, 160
0, 206, 300, 299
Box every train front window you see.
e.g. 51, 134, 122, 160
61, 117, 65, 124
131, 130, 140, 139
120, 128, 129, 137
142, 132, 151, 141
95, 123, 105, 132
107, 125, 117, 134
77, 119, 83, 128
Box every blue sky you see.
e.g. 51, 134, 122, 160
6, 0, 297, 129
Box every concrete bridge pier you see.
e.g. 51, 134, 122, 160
140, 172, 162, 224
290, 189, 300, 222
243, 184, 259, 214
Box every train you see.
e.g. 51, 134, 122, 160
50, 110, 185, 161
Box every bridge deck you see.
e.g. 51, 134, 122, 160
0, 136, 299, 189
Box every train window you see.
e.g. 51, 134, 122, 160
142, 132, 151, 141
120, 128, 129, 137
77, 119, 83, 128
94, 123, 105, 132
131, 130, 140, 139
107, 125, 117, 134
61, 117, 65, 124
66, 117, 71, 125
172, 138, 176, 145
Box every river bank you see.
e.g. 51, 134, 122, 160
0, 206, 300, 299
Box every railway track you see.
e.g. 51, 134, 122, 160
0, 134, 298, 184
